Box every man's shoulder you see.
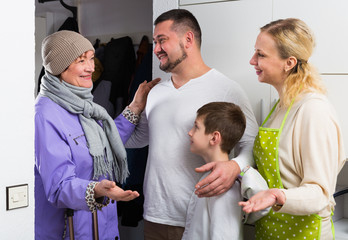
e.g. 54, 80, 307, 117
207, 69, 236, 83
203, 69, 243, 90
151, 77, 171, 90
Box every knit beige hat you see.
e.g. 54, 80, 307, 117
42, 30, 94, 76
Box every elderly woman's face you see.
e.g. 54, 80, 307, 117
60, 50, 95, 88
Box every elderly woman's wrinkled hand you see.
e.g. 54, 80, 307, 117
128, 78, 161, 115
94, 179, 140, 202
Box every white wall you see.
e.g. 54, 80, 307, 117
0, 0, 35, 239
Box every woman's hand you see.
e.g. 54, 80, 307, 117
94, 179, 139, 201
128, 78, 161, 115
238, 188, 286, 213
194, 160, 241, 197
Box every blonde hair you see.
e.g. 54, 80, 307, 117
261, 18, 326, 107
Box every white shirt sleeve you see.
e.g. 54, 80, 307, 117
125, 111, 149, 148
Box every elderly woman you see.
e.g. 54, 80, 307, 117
35, 30, 158, 239
239, 18, 346, 239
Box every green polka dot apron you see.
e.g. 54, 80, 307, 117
253, 100, 323, 240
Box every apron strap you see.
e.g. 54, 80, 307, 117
278, 97, 296, 135
262, 85, 303, 132
260, 98, 293, 133
331, 211, 335, 239
261, 99, 279, 127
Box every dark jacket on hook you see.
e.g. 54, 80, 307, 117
97, 36, 136, 117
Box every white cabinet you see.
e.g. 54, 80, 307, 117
181, 0, 274, 125
273, 0, 348, 74
322, 75, 348, 154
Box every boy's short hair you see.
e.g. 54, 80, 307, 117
196, 102, 246, 154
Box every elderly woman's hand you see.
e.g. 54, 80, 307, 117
128, 78, 161, 115
94, 179, 140, 201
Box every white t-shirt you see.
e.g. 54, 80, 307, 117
182, 172, 243, 240
126, 69, 258, 227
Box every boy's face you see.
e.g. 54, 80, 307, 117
188, 117, 212, 155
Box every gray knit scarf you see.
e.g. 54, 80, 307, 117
39, 71, 129, 183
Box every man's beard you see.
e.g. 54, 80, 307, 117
159, 43, 187, 73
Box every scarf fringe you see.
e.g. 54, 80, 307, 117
93, 153, 129, 184
93, 155, 112, 180
112, 155, 129, 184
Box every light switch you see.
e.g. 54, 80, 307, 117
6, 184, 29, 210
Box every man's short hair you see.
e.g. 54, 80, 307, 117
154, 9, 202, 48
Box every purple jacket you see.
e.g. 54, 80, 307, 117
34, 96, 135, 240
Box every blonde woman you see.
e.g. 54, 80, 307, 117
239, 18, 346, 239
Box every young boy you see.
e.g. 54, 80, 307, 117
182, 102, 269, 240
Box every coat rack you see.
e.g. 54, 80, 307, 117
38, 0, 77, 20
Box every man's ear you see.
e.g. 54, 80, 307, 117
210, 131, 221, 146
184, 31, 195, 48
284, 56, 297, 72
